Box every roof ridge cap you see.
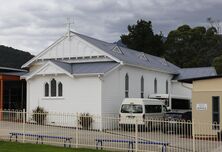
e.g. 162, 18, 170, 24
181, 67, 215, 69
70, 31, 113, 45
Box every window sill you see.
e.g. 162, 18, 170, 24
42, 97, 64, 100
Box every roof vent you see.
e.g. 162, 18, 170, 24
112, 46, 123, 54
137, 52, 149, 62
159, 58, 168, 66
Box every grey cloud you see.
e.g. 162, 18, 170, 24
0, 0, 221, 54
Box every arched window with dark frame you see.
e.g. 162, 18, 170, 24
154, 78, 157, 94
58, 82, 63, 97
166, 80, 169, 94
125, 73, 129, 98
44, 83, 49, 97
51, 78, 57, 97
141, 76, 144, 98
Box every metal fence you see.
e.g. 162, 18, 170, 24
0, 110, 222, 152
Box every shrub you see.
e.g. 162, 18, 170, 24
78, 113, 93, 129
32, 106, 48, 125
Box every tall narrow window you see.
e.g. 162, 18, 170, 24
125, 73, 129, 98
44, 83, 49, 97
51, 79, 57, 97
166, 80, 169, 94
58, 82, 63, 97
154, 78, 157, 94
141, 76, 144, 98
212, 96, 220, 129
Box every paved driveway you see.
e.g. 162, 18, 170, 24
0, 121, 221, 152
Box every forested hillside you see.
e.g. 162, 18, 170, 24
0, 45, 33, 69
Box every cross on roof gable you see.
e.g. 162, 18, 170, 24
22, 31, 121, 68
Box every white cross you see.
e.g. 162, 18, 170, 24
66, 17, 74, 38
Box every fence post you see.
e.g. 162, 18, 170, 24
135, 118, 138, 152
22, 109, 26, 143
76, 112, 79, 148
192, 119, 195, 152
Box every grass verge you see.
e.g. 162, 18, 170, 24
0, 141, 108, 152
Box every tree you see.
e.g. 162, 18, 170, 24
207, 17, 221, 34
0, 45, 33, 69
164, 25, 222, 68
120, 19, 165, 56
212, 55, 222, 74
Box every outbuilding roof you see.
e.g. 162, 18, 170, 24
0, 66, 27, 76
174, 67, 217, 81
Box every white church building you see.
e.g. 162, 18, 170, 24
21, 30, 217, 117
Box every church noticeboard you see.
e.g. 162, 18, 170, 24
196, 103, 207, 111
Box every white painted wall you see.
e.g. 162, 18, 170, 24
101, 65, 173, 115
27, 74, 101, 114
39, 35, 105, 60
27, 74, 102, 127
171, 81, 192, 99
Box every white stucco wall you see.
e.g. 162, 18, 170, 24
101, 65, 173, 115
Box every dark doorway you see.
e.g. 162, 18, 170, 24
3, 80, 26, 110
172, 98, 190, 110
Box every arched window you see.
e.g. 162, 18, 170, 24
141, 76, 144, 98
58, 82, 63, 97
51, 78, 57, 97
154, 78, 157, 94
166, 80, 169, 94
125, 73, 129, 98
44, 83, 49, 97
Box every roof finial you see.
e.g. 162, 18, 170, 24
66, 17, 74, 39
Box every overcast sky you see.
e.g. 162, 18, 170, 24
0, 0, 222, 55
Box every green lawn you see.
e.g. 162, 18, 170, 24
0, 141, 108, 152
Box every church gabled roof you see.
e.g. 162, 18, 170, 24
72, 31, 179, 74
22, 31, 217, 79
71, 32, 217, 78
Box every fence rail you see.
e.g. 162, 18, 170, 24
0, 110, 222, 152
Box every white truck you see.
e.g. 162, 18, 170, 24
149, 94, 191, 112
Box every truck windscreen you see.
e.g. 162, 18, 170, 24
121, 104, 143, 113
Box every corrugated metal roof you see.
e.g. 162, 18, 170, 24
52, 60, 119, 75
72, 32, 217, 79
73, 32, 179, 74
178, 75, 222, 83
0, 66, 27, 76
0, 66, 27, 72
35, 31, 217, 79
72, 62, 119, 74
51, 60, 72, 73
0, 71, 28, 76
174, 67, 217, 80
